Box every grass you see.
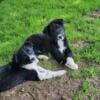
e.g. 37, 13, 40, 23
73, 81, 100, 100
69, 67, 100, 78
0, 0, 100, 98
73, 81, 94, 100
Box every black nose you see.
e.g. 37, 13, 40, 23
59, 36, 62, 39
58, 36, 62, 39
31, 58, 35, 61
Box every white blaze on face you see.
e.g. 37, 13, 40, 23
57, 34, 66, 53
21, 61, 39, 71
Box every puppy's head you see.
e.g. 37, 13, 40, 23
43, 19, 65, 41
12, 41, 38, 66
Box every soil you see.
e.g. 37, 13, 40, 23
0, 72, 83, 100
0, 59, 99, 100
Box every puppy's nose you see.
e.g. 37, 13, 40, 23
30, 57, 39, 63
58, 35, 64, 40
58, 36, 62, 39
31, 58, 35, 61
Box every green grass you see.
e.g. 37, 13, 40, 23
0, 0, 100, 98
73, 81, 94, 100
0, 0, 100, 66
69, 67, 100, 78
73, 81, 100, 100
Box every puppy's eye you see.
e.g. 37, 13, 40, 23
28, 50, 32, 54
25, 49, 29, 54
25, 48, 33, 54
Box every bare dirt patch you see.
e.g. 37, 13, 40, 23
72, 40, 90, 48
78, 60, 100, 68
0, 75, 83, 100
86, 77, 100, 100
72, 40, 97, 49
0, 74, 99, 100
89, 9, 100, 18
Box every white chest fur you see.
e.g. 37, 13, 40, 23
22, 62, 38, 70
58, 40, 66, 53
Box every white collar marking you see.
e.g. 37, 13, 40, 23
58, 39, 66, 53
21, 62, 38, 70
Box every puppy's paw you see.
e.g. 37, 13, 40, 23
57, 70, 67, 76
65, 63, 78, 70
38, 55, 49, 60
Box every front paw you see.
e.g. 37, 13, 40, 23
65, 63, 78, 70
38, 55, 49, 60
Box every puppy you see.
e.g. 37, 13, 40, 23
0, 19, 66, 92
0, 39, 66, 92
0, 19, 78, 92
43, 19, 78, 70
14, 41, 66, 81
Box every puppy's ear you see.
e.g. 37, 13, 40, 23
50, 19, 64, 26
43, 19, 64, 34
43, 24, 50, 34
24, 41, 33, 47
12, 54, 18, 64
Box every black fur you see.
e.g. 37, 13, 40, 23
43, 19, 73, 64
0, 19, 72, 92
0, 64, 39, 92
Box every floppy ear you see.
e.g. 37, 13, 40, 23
24, 41, 33, 47
12, 54, 18, 64
43, 19, 64, 34
43, 24, 50, 34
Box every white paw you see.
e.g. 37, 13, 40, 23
58, 70, 67, 76
38, 70, 67, 80
65, 63, 78, 70
38, 55, 49, 60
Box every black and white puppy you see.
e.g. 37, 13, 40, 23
0, 19, 77, 92
15, 41, 66, 81
43, 19, 78, 70
0, 38, 66, 92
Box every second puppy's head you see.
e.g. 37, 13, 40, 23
12, 41, 38, 67
43, 19, 66, 41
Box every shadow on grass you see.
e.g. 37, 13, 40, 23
0, 0, 4, 3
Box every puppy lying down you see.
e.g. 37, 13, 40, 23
0, 19, 78, 92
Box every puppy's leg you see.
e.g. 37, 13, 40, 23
22, 62, 66, 80
50, 48, 65, 64
37, 66, 66, 80
32, 63, 66, 80
64, 48, 78, 70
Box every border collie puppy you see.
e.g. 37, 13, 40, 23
0, 41, 66, 92
0, 19, 66, 92
43, 19, 78, 70
0, 19, 78, 92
